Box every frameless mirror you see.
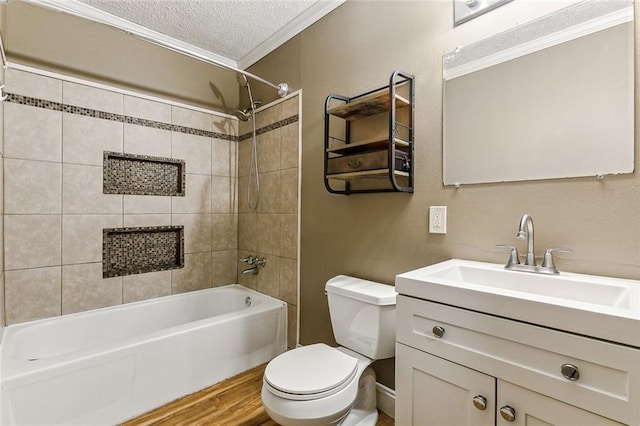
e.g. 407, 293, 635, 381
443, 0, 634, 186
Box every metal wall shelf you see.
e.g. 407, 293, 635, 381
324, 70, 415, 195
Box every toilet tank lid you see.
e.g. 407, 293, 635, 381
325, 275, 397, 306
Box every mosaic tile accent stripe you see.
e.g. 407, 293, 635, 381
6, 93, 237, 141
103, 226, 185, 278
103, 152, 186, 196
239, 114, 300, 141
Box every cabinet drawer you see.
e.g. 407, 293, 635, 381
396, 295, 640, 425
327, 150, 409, 175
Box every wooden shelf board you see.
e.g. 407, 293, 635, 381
327, 137, 410, 154
328, 93, 410, 121
327, 169, 410, 180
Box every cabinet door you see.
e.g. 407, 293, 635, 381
496, 381, 624, 426
396, 343, 495, 426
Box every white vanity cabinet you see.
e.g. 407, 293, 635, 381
395, 295, 640, 425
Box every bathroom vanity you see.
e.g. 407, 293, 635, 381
395, 260, 640, 425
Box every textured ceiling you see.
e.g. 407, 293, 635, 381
76, 0, 324, 66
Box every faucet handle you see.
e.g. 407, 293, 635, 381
541, 248, 571, 270
496, 244, 520, 268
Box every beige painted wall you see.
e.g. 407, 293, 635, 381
3, 2, 238, 112
249, 0, 640, 380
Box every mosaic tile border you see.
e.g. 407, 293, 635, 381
103, 151, 186, 196
239, 114, 300, 141
6, 93, 237, 141
102, 225, 185, 278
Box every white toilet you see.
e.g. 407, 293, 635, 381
261, 275, 397, 425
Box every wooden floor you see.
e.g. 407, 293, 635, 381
123, 363, 394, 426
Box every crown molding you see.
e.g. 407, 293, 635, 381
21, 0, 239, 69
237, 0, 346, 69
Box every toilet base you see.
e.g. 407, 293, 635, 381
340, 365, 378, 426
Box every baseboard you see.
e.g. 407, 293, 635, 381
376, 382, 395, 419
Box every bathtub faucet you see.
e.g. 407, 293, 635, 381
240, 255, 267, 267
242, 266, 259, 276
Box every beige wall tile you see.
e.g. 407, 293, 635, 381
62, 214, 122, 265
212, 139, 235, 177
279, 257, 297, 306
172, 106, 212, 132
171, 132, 212, 175
123, 214, 172, 227
5, 69, 62, 102
123, 124, 172, 158
238, 119, 251, 138
172, 174, 212, 214
4, 104, 62, 162
237, 139, 251, 178
63, 114, 123, 166
280, 168, 299, 214
4, 159, 61, 214
256, 214, 281, 255
257, 255, 279, 299
280, 123, 299, 170
211, 176, 235, 214
62, 263, 122, 314
5, 266, 61, 324
4, 215, 61, 270
257, 171, 281, 214
238, 213, 257, 252
212, 214, 237, 251
237, 176, 250, 213
280, 214, 298, 260
63, 164, 123, 214
212, 116, 237, 136
124, 96, 171, 123
63, 81, 123, 114
281, 96, 299, 119
171, 252, 212, 294
212, 249, 238, 286
123, 270, 171, 303
173, 213, 211, 254
124, 195, 171, 214
256, 103, 281, 129
257, 129, 281, 173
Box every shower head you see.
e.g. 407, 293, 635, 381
234, 107, 252, 121
233, 100, 262, 121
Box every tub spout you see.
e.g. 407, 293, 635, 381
243, 266, 258, 276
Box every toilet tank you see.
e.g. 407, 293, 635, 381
325, 275, 397, 359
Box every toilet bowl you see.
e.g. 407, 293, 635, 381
261, 276, 397, 425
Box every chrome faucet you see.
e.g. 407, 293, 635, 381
497, 214, 571, 275
517, 214, 536, 266
240, 255, 267, 276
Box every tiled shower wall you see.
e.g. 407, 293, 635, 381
237, 98, 300, 349
2, 68, 239, 324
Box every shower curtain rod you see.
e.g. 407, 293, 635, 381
19, 0, 290, 97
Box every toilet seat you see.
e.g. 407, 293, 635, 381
264, 344, 358, 401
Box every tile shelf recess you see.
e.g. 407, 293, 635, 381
103, 151, 186, 196
324, 70, 415, 194
102, 226, 185, 278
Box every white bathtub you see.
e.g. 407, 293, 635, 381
0, 284, 287, 425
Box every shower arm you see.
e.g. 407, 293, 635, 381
20, 0, 290, 98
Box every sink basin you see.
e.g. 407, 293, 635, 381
396, 259, 640, 347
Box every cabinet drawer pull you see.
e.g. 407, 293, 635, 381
561, 363, 580, 381
472, 395, 487, 410
499, 405, 516, 422
347, 160, 362, 169
432, 326, 445, 338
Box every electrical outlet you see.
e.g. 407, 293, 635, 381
429, 206, 447, 234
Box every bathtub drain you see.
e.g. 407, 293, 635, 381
245, 296, 252, 307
